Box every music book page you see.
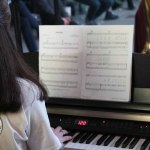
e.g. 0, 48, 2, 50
39, 25, 134, 102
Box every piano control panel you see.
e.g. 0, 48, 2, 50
49, 114, 150, 150
49, 114, 150, 138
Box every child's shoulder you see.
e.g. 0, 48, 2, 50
17, 78, 41, 107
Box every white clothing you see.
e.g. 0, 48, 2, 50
0, 78, 62, 150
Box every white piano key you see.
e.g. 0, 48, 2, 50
70, 132, 80, 142
145, 142, 150, 150
64, 141, 135, 150
73, 132, 80, 138
139, 139, 150, 150
108, 136, 121, 147
65, 142, 75, 148
127, 138, 144, 150
90, 134, 103, 145
134, 139, 146, 150
86, 144, 99, 150
75, 143, 85, 149
64, 135, 148, 150
121, 137, 134, 149
114, 136, 128, 148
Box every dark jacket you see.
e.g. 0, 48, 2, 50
30, 0, 67, 25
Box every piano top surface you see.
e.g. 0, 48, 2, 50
46, 97, 150, 113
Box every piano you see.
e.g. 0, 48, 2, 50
23, 52, 150, 150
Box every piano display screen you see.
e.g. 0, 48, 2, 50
75, 120, 88, 126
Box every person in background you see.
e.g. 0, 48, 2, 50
93, 0, 118, 21
18, 0, 39, 52
61, 0, 77, 16
124, 0, 135, 10
0, 0, 72, 150
75, 0, 101, 25
112, 0, 135, 10
76, 0, 118, 25
47, 0, 77, 25
30, 0, 77, 25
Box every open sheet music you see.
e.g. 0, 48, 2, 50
39, 25, 134, 102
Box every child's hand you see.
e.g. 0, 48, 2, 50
52, 126, 72, 143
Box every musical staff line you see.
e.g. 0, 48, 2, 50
41, 54, 79, 63
41, 59, 78, 63
86, 74, 126, 78
85, 82, 126, 91
43, 80, 78, 89
86, 62, 127, 70
43, 46, 78, 50
86, 53, 128, 56
41, 67, 78, 75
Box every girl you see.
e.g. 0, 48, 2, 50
0, 0, 71, 149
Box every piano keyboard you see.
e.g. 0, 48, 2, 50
64, 132, 150, 150
48, 112, 150, 150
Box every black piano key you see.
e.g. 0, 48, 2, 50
79, 132, 91, 143
140, 139, 150, 150
63, 131, 76, 144
86, 133, 98, 144
115, 136, 126, 147
122, 137, 133, 148
129, 138, 140, 149
64, 131, 75, 136
72, 132, 85, 143
104, 135, 115, 146
96, 134, 109, 145
69, 131, 77, 137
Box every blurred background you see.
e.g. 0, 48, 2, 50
9, 0, 141, 53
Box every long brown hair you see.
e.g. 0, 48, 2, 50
0, 0, 47, 113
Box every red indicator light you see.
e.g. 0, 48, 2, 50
77, 120, 87, 126
75, 119, 88, 126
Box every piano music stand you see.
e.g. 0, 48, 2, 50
23, 52, 150, 112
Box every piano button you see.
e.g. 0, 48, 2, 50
122, 137, 133, 148
79, 132, 91, 143
140, 139, 150, 150
129, 137, 140, 149
72, 132, 85, 143
104, 135, 115, 146
96, 134, 109, 145
114, 136, 126, 147
86, 133, 98, 144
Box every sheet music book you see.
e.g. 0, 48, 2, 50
39, 25, 134, 102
